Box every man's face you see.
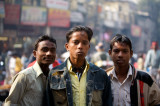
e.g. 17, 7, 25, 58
109, 42, 133, 67
65, 31, 90, 61
152, 44, 158, 50
33, 40, 56, 66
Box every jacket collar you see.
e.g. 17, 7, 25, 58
52, 58, 101, 74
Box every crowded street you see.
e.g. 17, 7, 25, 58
0, 0, 160, 105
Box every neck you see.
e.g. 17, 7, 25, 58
115, 65, 129, 77
70, 58, 85, 68
40, 64, 50, 77
114, 65, 130, 83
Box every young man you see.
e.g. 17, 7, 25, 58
47, 26, 112, 106
4, 35, 57, 106
107, 34, 160, 105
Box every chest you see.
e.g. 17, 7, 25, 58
25, 75, 46, 96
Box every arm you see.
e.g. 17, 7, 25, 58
102, 74, 112, 106
148, 82, 160, 105
144, 51, 151, 70
4, 73, 26, 106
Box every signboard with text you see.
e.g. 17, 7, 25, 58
46, 0, 69, 10
48, 8, 70, 27
131, 25, 141, 37
21, 6, 47, 26
0, 1, 5, 18
70, 12, 84, 23
4, 4, 20, 24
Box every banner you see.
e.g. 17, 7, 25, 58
4, 4, 20, 24
70, 12, 84, 23
46, 0, 69, 10
0, 1, 5, 18
21, 6, 47, 26
131, 25, 141, 37
48, 8, 70, 27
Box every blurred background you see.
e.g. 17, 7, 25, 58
0, 0, 160, 103
0, 0, 159, 55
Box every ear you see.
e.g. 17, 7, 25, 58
130, 50, 133, 58
108, 49, 112, 56
65, 43, 69, 51
33, 50, 36, 58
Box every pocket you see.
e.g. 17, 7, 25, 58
94, 82, 104, 90
123, 87, 131, 104
92, 82, 104, 105
50, 76, 66, 90
52, 89, 68, 105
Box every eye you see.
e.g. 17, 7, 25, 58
123, 50, 129, 53
113, 49, 119, 53
50, 48, 56, 53
83, 41, 89, 45
73, 40, 79, 45
42, 47, 49, 52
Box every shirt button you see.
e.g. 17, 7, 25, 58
68, 93, 70, 95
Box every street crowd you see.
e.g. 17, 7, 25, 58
0, 26, 160, 106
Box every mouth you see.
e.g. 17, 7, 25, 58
44, 58, 53, 61
117, 60, 124, 64
77, 51, 84, 54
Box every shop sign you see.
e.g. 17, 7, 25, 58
48, 8, 70, 27
70, 12, 84, 23
21, 6, 47, 26
46, 0, 69, 10
4, 4, 20, 24
0, 1, 5, 18
131, 25, 141, 37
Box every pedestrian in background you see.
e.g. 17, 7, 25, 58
144, 41, 160, 86
4, 35, 57, 106
47, 26, 112, 106
107, 34, 160, 105
136, 53, 145, 70
21, 52, 28, 69
91, 42, 108, 70
8, 52, 22, 78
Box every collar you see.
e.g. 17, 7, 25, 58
110, 65, 133, 80
67, 58, 89, 73
32, 61, 44, 78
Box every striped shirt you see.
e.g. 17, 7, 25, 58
4, 61, 47, 106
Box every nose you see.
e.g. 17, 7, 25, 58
46, 50, 52, 55
77, 43, 83, 49
118, 51, 123, 57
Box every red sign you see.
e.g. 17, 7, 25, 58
48, 8, 70, 27
4, 4, 20, 24
131, 25, 142, 37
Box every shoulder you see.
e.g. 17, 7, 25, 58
147, 49, 154, 54
19, 67, 35, 75
14, 67, 36, 81
136, 70, 153, 86
49, 62, 66, 75
89, 62, 103, 70
52, 62, 66, 71
89, 62, 108, 75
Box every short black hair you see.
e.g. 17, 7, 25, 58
34, 35, 57, 50
110, 34, 132, 51
66, 25, 93, 42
